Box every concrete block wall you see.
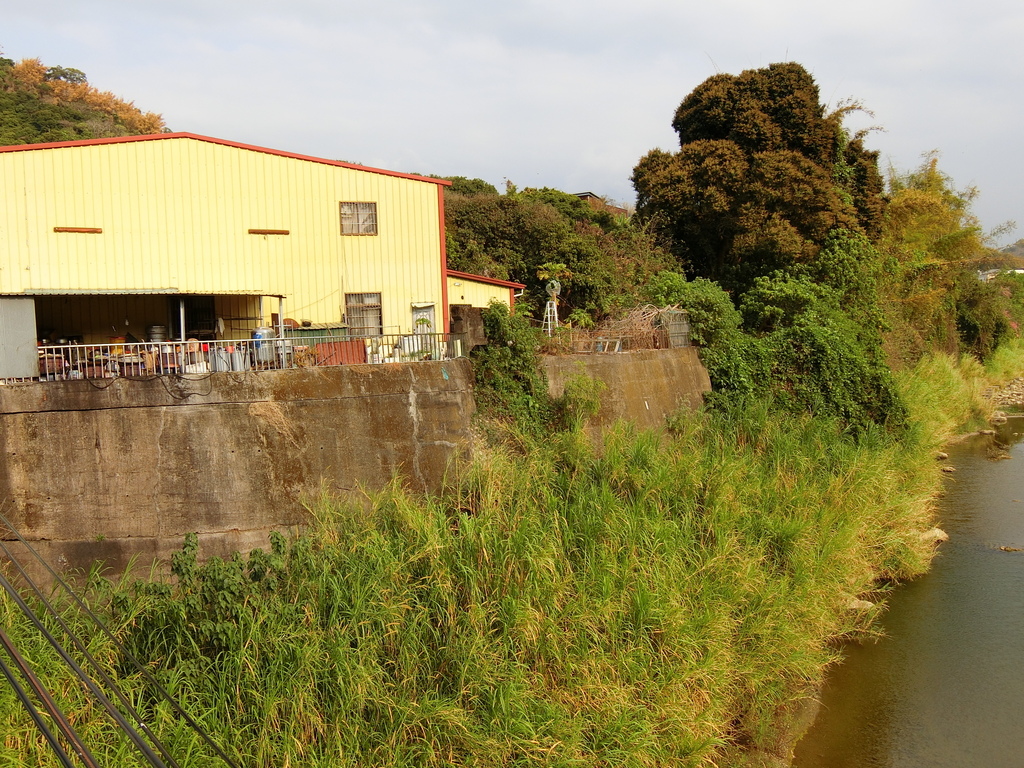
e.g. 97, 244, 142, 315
541, 347, 712, 431
0, 349, 712, 579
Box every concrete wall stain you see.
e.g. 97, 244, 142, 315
541, 348, 711, 431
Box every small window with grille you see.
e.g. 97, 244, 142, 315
345, 293, 383, 336
339, 202, 378, 235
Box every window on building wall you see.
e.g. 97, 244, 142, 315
339, 202, 378, 235
345, 293, 383, 336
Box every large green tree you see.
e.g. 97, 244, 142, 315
444, 185, 671, 318
632, 62, 884, 293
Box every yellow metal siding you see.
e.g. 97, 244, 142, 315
0, 137, 444, 333
447, 276, 513, 308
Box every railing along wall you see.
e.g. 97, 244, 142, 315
30, 333, 462, 382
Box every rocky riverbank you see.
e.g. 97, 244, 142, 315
986, 377, 1024, 408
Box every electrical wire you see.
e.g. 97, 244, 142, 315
0, 513, 239, 768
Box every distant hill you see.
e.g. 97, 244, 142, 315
979, 240, 1024, 271
0, 51, 165, 145
1003, 239, 1024, 259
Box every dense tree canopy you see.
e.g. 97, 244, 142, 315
444, 183, 671, 319
879, 153, 1012, 361
632, 62, 885, 293
627, 63, 1022, 431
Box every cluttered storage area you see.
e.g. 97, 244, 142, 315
2, 293, 460, 382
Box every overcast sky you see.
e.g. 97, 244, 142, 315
3, 0, 1022, 244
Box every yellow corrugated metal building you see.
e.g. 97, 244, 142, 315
0, 133, 450, 343
446, 270, 524, 310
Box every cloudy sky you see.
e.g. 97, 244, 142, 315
3, 0, 1022, 244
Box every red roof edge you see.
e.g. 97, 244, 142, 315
0, 132, 452, 186
446, 270, 526, 289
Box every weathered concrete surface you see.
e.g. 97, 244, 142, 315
0, 360, 475, 575
541, 348, 711, 430
1, 351, 709, 578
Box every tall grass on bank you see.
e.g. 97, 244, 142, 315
0, 371, 968, 767
895, 339, 1024, 446
981, 337, 1024, 390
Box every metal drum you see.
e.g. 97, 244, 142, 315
252, 326, 277, 363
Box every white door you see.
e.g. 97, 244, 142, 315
412, 304, 435, 333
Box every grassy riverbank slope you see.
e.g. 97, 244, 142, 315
3, 347, 1021, 767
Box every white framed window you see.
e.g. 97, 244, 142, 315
340, 202, 378, 235
345, 293, 382, 336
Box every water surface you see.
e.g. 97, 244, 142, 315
793, 422, 1024, 767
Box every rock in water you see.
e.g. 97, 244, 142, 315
846, 598, 875, 611
920, 528, 950, 544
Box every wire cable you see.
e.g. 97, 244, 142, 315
0, 540, 182, 768
0, 565, 170, 768
0, 626, 99, 768
0, 644, 78, 768
0, 513, 239, 768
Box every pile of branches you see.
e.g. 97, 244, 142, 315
541, 305, 677, 354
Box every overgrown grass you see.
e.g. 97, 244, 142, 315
0, 350, 1009, 767
982, 337, 1024, 387
895, 339, 1024, 445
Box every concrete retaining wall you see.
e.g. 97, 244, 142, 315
0, 349, 711, 578
0, 360, 475, 575
541, 348, 711, 430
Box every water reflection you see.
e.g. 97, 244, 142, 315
793, 421, 1024, 767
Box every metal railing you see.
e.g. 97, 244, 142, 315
33, 333, 464, 381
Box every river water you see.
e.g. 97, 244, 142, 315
792, 420, 1024, 768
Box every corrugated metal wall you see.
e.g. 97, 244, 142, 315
446, 275, 513, 308
0, 137, 445, 335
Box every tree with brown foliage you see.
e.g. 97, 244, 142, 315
632, 62, 885, 293
879, 153, 1013, 361
0, 51, 165, 145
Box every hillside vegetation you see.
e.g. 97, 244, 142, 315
456, 63, 1024, 440
3, 349, 1017, 767
0, 50, 165, 145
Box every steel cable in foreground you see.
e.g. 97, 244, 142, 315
0, 511, 237, 767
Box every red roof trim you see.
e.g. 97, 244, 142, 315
446, 270, 526, 290
438, 186, 450, 334
0, 132, 452, 187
